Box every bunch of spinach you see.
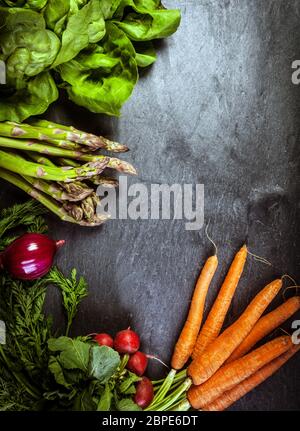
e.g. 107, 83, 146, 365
0, 0, 180, 121
0, 200, 141, 411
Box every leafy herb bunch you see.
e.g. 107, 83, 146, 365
0, 200, 141, 411
0, 0, 181, 121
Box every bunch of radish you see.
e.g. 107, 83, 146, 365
94, 329, 154, 409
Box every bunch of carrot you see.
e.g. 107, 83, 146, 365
149, 244, 300, 411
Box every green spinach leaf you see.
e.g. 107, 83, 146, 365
97, 383, 113, 411
51, 0, 106, 67
48, 337, 90, 372
57, 22, 138, 116
89, 345, 120, 383
0, 72, 59, 123
112, 0, 181, 41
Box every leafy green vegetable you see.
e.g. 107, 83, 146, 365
0, 201, 144, 411
1, 0, 48, 10
97, 383, 113, 411
51, 0, 106, 67
115, 395, 142, 411
73, 385, 96, 411
0, 0, 180, 120
0, 72, 59, 123
46, 268, 88, 336
112, 0, 181, 41
89, 345, 120, 383
0, 200, 46, 239
0, 8, 60, 82
58, 22, 138, 116
48, 356, 71, 388
48, 337, 90, 372
134, 41, 157, 67
119, 371, 140, 394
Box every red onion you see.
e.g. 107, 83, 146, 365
0, 233, 65, 280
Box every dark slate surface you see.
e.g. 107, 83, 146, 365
0, 0, 300, 411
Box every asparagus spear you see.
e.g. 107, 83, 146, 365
24, 151, 95, 197
0, 150, 109, 182
0, 168, 77, 223
4, 150, 94, 202
57, 158, 119, 188
0, 137, 136, 175
0, 168, 109, 226
4, 121, 103, 150
28, 119, 129, 153
91, 176, 119, 188
23, 151, 56, 166
81, 196, 96, 222
23, 176, 93, 202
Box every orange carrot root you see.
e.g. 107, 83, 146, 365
187, 335, 293, 409
227, 296, 300, 363
192, 245, 248, 360
188, 278, 282, 385
203, 344, 300, 411
171, 255, 218, 370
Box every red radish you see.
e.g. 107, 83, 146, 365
0, 233, 65, 280
94, 333, 114, 348
127, 351, 148, 376
114, 329, 140, 354
134, 377, 154, 409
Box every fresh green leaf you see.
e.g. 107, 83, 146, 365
48, 337, 90, 372
46, 268, 88, 336
0, 200, 46, 239
58, 22, 138, 116
2, 0, 48, 9
115, 395, 142, 411
48, 356, 70, 388
89, 345, 120, 383
97, 383, 112, 411
51, 0, 106, 67
134, 41, 157, 67
119, 371, 140, 394
0, 8, 60, 81
0, 72, 59, 123
73, 386, 96, 411
112, 1, 181, 41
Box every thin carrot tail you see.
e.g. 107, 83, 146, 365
202, 344, 300, 411
192, 245, 248, 360
171, 255, 218, 370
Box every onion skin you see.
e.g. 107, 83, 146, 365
0, 233, 65, 280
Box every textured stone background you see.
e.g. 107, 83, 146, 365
0, 0, 299, 410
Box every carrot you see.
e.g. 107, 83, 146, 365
187, 335, 293, 409
188, 278, 282, 385
171, 255, 218, 370
203, 344, 300, 411
227, 296, 300, 363
192, 245, 247, 360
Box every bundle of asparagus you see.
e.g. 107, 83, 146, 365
0, 120, 136, 226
